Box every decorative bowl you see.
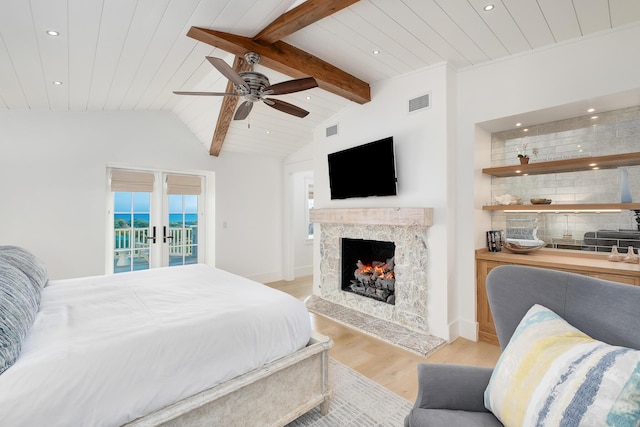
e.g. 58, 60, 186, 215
495, 194, 522, 205
530, 198, 552, 205
503, 240, 546, 254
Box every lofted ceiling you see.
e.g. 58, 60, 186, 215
1, 0, 640, 158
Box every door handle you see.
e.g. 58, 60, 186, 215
146, 226, 157, 244
163, 226, 174, 243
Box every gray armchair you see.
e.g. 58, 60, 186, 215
405, 265, 640, 427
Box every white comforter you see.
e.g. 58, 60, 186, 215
0, 264, 311, 426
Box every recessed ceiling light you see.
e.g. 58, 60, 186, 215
483, 4, 495, 11
46, 30, 60, 36
265, 130, 271, 134
591, 115, 598, 120
515, 122, 522, 127
372, 50, 380, 55
52, 81, 63, 85
587, 108, 595, 113
523, 128, 529, 132
306, 96, 311, 100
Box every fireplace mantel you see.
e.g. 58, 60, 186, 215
310, 208, 433, 227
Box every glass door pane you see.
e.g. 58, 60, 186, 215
167, 194, 199, 266
113, 192, 151, 273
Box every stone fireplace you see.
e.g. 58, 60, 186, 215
310, 208, 433, 334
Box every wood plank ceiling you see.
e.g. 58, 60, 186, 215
194, 0, 370, 156
1, 0, 639, 158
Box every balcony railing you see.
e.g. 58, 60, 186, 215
115, 227, 194, 255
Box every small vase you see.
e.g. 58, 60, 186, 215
623, 246, 639, 264
519, 157, 530, 165
620, 168, 632, 203
608, 245, 622, 262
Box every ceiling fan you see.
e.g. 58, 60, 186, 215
173, 52, 318, 121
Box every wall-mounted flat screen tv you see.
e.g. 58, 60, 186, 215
328, 136, 397, 200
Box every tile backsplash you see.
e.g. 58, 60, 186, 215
489, 106, 640, 252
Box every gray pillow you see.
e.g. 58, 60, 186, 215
0, 262, 40, 374
0, 246, 48, 293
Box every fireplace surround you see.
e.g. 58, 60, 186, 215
310, 208, 433, 334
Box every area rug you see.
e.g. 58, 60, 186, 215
306, 295, 445, 357
286, 358, 413, 427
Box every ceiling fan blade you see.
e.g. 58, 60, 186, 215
206, 56, 249, 91
263, 98, 310, 118
173, 91, 239, 96
234, 101, 254, 120
263, 77, 318, 95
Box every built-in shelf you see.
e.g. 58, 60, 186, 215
482, 203, 640, 212
482, 152, 640, 178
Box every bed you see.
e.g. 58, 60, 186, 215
0, 247, 332, 427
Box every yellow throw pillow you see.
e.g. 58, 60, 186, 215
484, 304, 640, 427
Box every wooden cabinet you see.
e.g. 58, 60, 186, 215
476, 248, 640, 345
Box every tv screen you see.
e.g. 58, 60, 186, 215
328, 137, 397, 200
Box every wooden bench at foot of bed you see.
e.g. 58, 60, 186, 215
124, 332, 333, 427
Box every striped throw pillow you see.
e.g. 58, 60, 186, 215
484, 304, 640, 427
0, 262, 40, 374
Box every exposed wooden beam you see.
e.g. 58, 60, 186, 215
188, 27, 370, 105
209, 55, 251, 156
253, 0, 361, 44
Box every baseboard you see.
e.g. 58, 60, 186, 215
247, 271, 282, 284
294, 265, 313, 278
456, 319, 479, 341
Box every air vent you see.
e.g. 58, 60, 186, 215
409, 93, 431, 113
326, 124, 338, 137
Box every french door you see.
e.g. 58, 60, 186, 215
109, 169, 205, 273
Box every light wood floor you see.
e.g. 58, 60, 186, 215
266, 276, 501, 402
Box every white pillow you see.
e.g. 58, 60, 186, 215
484, 304, 640, 427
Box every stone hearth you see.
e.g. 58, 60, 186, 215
310, 208, 433, 334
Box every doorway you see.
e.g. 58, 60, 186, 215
108, 169, 205, 273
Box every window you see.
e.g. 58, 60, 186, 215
113, 191, 152, 272
108, 168, 205, 273
306, 179, 314, 239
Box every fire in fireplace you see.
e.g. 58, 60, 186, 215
341, 238, 396, 305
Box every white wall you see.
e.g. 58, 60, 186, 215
455, 23, 640, 340
214, 151, 284, 283
311, 63, 455, 340
291, 171, 313, 277
283, 144, 314, 280
0, 111, 283, 282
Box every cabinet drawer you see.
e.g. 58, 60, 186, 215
589, 273, 639, 286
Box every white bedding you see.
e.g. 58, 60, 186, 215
0, 264, 311, 427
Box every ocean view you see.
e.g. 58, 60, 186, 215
114, 213, 198, 227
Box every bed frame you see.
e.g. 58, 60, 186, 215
124, 332, 333, 427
